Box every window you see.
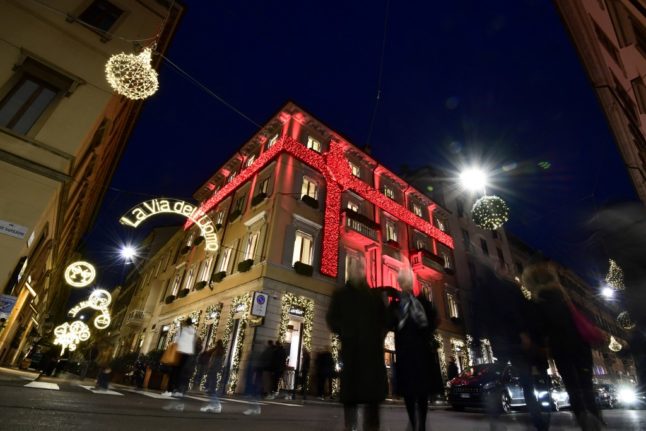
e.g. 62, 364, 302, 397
344, 252, 362, 283
267, 134, 278, 148
446, 292, 459, 318
199, 256, 214, 282
632, 78, 646, 114
292, 231, 313, 265
419, 279, 433, 302
301, 176, 318, 199
383, 185, 395, 199
215, 211, 225, 225
159, 280, 169, 303
184, 265, 196, 291
234, 195, 245, 212
78, 0, 124, 33
170, 271, 183, 296
227, 172, 237, 183
461, 229, 471, 249
385, 219, 398, 242
349, 162, 361, 178
442, 252, 452, 269
307, 136, 321, 152
0, 58, 74, 135
634, 16, 646, 55
244, 232, 259, 261
436, 217, 446, 232
154, 260, 162, 277
245, 154, 256, 167
480, 238, 489, 255
347, 201, 359, 212
218, 248, 232, 273
496, 247, 504, 263
383, 264, 399, 288
593, 21, 621, 64
412, 204, 422, 217
416, 238, 426, 251
456, 199, 464, 217
258, 177, 269, 195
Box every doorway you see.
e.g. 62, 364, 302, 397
284, 318, 304, 391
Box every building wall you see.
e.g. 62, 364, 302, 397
555, 0, 646, 203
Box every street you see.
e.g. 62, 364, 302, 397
1, 369, 644, 431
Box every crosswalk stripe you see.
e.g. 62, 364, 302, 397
123, 388, 177, 399
79, 385, 123, 395
218, 397, 266, 406
24, 381, 59, 390
262, 400, 302, 407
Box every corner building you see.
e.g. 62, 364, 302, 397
126, 103, 464, 394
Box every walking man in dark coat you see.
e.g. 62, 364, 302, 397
326, 258, 388, 431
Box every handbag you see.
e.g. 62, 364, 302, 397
568, 303, 605, 347
161, 342, 181, 366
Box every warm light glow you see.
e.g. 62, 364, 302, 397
605, 259, 625, 290
601, 286, 615, 299
105, 48, 158, 100
609, 335, 622, 352
53, 321, 91, 355
459, 168, 488, 192
68, 289, 112, 330
64, 261, 96, 288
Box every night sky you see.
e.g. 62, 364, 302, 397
81, 0, 638, 290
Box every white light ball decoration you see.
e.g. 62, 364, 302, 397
471, 195, 510, 230
608, 335, 622, 353
88, 289, 112, 309
64, 261, 96, 288
617, 311, 636, 330
105, 47, 159, 100
94, 311, 111, 330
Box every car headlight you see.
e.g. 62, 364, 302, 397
618, 387, 638, 404
482, 381, 496, 391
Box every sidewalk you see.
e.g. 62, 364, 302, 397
0, 366, 41, 381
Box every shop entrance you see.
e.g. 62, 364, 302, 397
223, 319, 242, 389
283, 316, 304, 391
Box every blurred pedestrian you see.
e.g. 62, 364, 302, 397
447, 358, 459, 381
268, 340, 287, 399
390, 267, 439, 431
315, 348, 335, 399
163, 318, 197, 412
200, 339, 225, 413
260, 340, 274, 397
300, 348, 311, 399
523, 257, 603, 431
326, 258, 387, 431
192, 338, 209, 390
473, 262, 550, 431
243, 342, 265, 415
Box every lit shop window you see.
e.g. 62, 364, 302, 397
244, 232, 259, 261
218, 248, 232, 273
267, 134, 278, 149
349, 162, 361, 178
292, 231, 313, 265
301, 176, 318, 199
307, 136, 321, 152
347, 201, 359, 213
447, 293, 460, 318
385, 219, 398, 242
383, 186, 395, 199
413, 204, 422, 217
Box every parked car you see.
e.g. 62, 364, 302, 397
594, 383, 617, 409
447, 362, 570, 413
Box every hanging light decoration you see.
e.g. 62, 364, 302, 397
617, 311, 636, 330
605, 259, 625, 290
53, 321, 91, 355
105, 47, 159, 100
608, 335, 622, 353
471, 195, 510, 230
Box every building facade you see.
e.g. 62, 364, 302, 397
555, 0, 646, 203
115, 102, 467, 394
0, 0, 183, 365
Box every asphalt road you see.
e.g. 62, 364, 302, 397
0, 369, 644, 431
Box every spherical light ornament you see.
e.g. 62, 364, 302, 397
609, 335, 622, 353
88, 289, 112, 309
471, 195, 510, 230
64, 261, 96, 288
94, 312, 111, 330
105, 48, 158, 100
617, 311, 636, 330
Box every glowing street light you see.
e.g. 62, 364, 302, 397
459, 168, 488, 193
601, 286, 615, 299
120, 244, 137, 262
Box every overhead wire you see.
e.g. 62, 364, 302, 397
365, 0, 390, 147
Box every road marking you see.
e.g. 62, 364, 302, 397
219, 397, 266, 406
24, 381, 59, 390
262, 400, 302, 407
79, 385, 123, 395
123, 388, 177, 399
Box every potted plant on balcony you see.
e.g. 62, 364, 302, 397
193, 236, 205, 246
180, 245, 191, 255
164, 295, 176, 304
211, 271, 226, 283
194, 280, 207, 291
251, 192, 267, 207
178, 288, 190, 298
293, 261, 314, 277
229, 209, 242, 222
215, 223, 223, 231
301, 195, 319, 209
238, 259, 254, 272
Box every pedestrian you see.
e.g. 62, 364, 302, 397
200, 339, 225, 413
326, 257, 388, 431
268, 340, 287, 399
315, 348, 334, 399
473, 261, 550, 431
390, 267, 439, 431
300, 348, 311, 399
163, 318, 197, 412
446, 358, 459, 381
522, 257, 604, 431
259, 340, 274, 397
192, 338, 210, 390
243, 342, 265, 415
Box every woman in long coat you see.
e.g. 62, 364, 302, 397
327, 258, 388, 431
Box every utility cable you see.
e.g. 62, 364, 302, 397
365, 0, 390, 147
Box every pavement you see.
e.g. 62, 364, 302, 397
1, 367, 645, 430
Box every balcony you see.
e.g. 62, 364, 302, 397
342, 209, 379, 245
410, 249, 447, 280
124, 310, 149, 328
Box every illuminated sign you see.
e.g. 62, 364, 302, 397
54, 321, 91, 354
68, 289, 112, 330
120, 198, 218, 252
288, 306, 305, 317
64, 261, 96, 288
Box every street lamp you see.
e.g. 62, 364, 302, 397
119, 244, 137, 263
459, 168, 488, 193
601, 286, 615, 300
